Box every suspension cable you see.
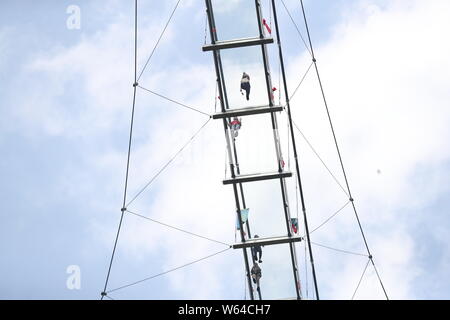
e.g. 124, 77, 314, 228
304, 239, 309, 299
125, 117, 211, 208
268, 0, 272, 28
310, 241, 368, 258
126, 209, 231, 247
101, 0, 139, 300
137, 0, 182, 81
280, 0, 312, 56
244, 266, 247, 300
103, 294, 115, 301
292, 120, 349, 197
310, 201, 351, 234
204, 9, 209, 45
352, 258, 371, 300
299, 0, 388, 299
106, 247, 231, 294
214, 80, 219, 113
289, 61, 313, 103
138, 85, 211, 117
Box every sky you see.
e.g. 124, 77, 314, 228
0, 0, 450, 300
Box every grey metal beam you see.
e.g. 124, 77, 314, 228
212, 105, 283, 119
223, 172, 292, 185
203, 37, 274, 51
233, 235, 302, 249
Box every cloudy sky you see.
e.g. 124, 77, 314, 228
1, 0, 449, 300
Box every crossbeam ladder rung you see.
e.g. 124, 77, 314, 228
233, 235, 302, 249
212, 105, 283, 119
203, 37, 274, 51
223, 172, 292, 185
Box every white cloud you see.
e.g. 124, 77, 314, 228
285, 0, 450, 299
12, 0, 450, 299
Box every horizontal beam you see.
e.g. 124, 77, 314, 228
233, 235, 302, 249
223, 171, 292, 185
203, 37, 274, 51
212, 105, 284, 119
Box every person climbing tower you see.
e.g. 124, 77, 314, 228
229, 117, 242, 138
252, 235, 263, 263
251, 262, 262, 289
291, 218, 299, 234
240, 72, 251, 101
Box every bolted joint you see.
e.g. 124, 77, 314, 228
121, 207, 127, 212
133, 82, 139, 87
312, 58, 317, 63
101, 292, 107, 297
349, 198, 354, 202
369, 255, 373, 260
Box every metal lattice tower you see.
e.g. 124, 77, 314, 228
99, 0, 390, 301
203, 0, 311, 300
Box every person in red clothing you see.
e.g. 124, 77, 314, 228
229, 117, 242, 138
291, 218, 298, 234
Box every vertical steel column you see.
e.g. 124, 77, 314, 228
205, 0, 255, 300
208, 7, 249, 238
270, 0, 320, 300
232, 138, 261, 300
232, 138, 253, 240
254, 0, 302, 300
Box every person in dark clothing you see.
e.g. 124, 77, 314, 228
252, 235, 263, 263
240, 72, 251, 100
251, 262, 262, 289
